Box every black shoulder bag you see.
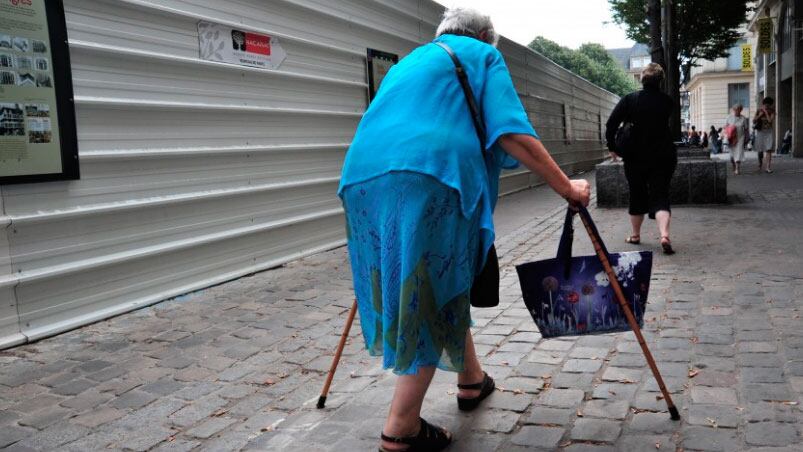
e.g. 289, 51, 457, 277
614, 92, 641, 160
434, 41, 499, 309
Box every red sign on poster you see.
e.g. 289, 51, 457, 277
245, 32, 270, 56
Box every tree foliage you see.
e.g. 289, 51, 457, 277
609, 0, 751, 83
528, 37, 639, 97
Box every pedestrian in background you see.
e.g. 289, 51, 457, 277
689, 126, 700, 146
701, 131, 709, 149
725, 104, 750, 175
753, 97, 776, 173
338, 8, 590, 451
709, 125, 720, 154
605, 63, 677, 255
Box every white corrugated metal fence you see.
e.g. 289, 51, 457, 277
0, 0, 619, 349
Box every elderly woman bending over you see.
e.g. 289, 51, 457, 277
338, 8, 590, 451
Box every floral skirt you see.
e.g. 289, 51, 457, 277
341, 171, 484, 375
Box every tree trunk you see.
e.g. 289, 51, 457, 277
647, 0, 665, 69
663, 0, 682, 141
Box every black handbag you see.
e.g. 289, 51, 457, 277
614, 92, 641, 160
435, 41, 499, 309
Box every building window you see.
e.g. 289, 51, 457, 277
630, 56, 650, 69
728, 83, 750, 109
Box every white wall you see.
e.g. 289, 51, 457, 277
0, 0, 619, 349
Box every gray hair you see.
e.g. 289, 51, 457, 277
435, 7, 499, 47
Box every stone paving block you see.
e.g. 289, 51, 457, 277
525, 406, 574, 426
485, 391, 532, 412
482, 325, 516, 335
71, 407, 125, 428
508, 332, 541, 343
580, 400, 630, 420
681, 426, 740, 451
514, 363, 557, 378
18, 407, 71, 430
510, 425, 565, 448
562, 359, 603, 374
626, 412, 675, 433
527, 350, 565, 365
9, 394, 64, 413
485, 352, 525, 367
743, 383, 794, 403
0, 425, 36, 448
738, 353, 785, 367
186, 417, 238, 439
601, 366, 642, 383
562, 444, 617, 452
608, 353, 648, 368
168, 395, 229, 428
499, 377, 544, 394
741, 367, 786, 383
498, 342, 536, 353
691, 370, 738, 387
570, 418, 621, 442
51, 378, 96, 396
568, 347, 609, 359
538, 389, 585, 408
15, 423, 90, 450
591, 383, 638, 401
687, 404, 740, 428
471, 409, 521, 433
551, 372, 595, 389
616, 434, 676, 452
538, 340, 573, 351
140, 378, 186, 396
690, 386, 738, 405
738, 341, 778, 353
110, 389, 158, 410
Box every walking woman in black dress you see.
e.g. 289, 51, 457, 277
605, 63, 677, 255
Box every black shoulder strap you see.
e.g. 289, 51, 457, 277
434, 41, 487, 151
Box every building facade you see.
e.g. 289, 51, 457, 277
749, 0, 803, 157
607, 43, 651, 82
686, 39, 756, 137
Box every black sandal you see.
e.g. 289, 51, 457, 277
660, 236, 675, 255
379, 418, 452, 452
456, 371, 495, 411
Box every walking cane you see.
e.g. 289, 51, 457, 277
576, 207, 681, 421
317, 299, 358, 409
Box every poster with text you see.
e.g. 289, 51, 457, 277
198, 21, 286, 70
0, 0, 78, 184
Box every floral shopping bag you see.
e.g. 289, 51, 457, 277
516, 207, 653, 338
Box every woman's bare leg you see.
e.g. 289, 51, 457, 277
656, 210, 671, 240
765, 151, 773, 171
630, 214, 645, 239
381, 366, 437, 450
457, 330, 485, 398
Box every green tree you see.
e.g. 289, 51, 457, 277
609, 0, 750, 138
528, 37, 639, 97
610, 0, 749, 82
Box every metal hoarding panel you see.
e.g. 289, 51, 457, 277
1, 0, 618, 348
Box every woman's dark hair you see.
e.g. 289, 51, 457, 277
762, 97, 774, 106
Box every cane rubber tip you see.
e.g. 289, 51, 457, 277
669, 406, 680, 421
316, 396, 327, 409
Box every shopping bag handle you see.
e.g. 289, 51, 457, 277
556, 205, 612, 277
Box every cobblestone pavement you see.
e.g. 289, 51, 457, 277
1, 155, 802, 451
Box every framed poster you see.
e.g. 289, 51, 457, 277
366, 49, 399, 102
0, 0, 79, 185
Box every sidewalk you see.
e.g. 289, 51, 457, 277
1, 156, 802, 451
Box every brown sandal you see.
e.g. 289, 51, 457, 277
625, 235, 641, 245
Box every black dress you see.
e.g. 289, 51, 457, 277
605, 85, 677, 218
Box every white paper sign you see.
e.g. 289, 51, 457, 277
198, 21, 286, 70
